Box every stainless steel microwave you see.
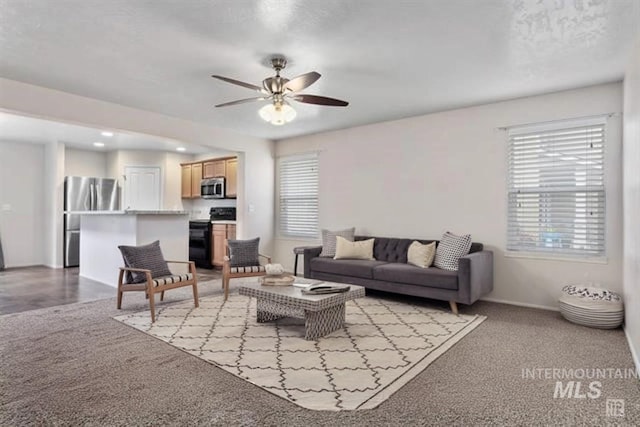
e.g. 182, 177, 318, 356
201, 177, 225, 199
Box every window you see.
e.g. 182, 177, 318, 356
278, 153, 319, 238
507, 118, 606, 258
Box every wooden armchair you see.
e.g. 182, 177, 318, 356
222, 242, 271, 301
117, 260, 199, 322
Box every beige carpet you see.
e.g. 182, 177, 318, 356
114, 292, 485, 411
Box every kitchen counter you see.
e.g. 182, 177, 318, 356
210, 220, 237, 224
77, 212, 189, 287
65, 210, 189, 215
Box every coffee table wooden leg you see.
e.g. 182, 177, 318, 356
304, 303, 346, 340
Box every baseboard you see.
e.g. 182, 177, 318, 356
480, 297, 559, 312
623, 325, 640, 375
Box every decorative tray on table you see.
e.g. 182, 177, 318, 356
260, 274, 295, 286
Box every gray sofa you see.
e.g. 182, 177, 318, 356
303, 236, 493, 313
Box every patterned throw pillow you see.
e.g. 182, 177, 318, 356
227, 237, 260, 267
334, 236, 375, 260
320, 227, 355, 257
407, 241, 436, 268
433, 232, 472, 271
118, 240, 172, 284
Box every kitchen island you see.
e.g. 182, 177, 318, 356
69, 210, 189, 287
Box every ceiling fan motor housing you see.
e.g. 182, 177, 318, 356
271, 57, 287, 72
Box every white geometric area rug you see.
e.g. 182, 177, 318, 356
114, 293, 486, 411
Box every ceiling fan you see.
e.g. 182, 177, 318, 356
212, 56, 348, 125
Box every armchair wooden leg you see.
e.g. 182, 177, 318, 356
192, 283, 199, 307
223, 276, 229, 301
449, 301, 459, 315
117, 270, 124, 309
160, 291, 165, 301
148, 283, 156, 323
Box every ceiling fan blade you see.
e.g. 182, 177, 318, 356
291, 94, 349, 107
283, 72, 321, 92
211, 75, 266, 93
215, 97, 267, 108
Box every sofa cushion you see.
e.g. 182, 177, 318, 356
310, 257, 388, 279
372, 263, 458, 290
407, 241, 436, 268
320, 227, 355, 257
360, 237, 417, 263
334, 237, 375, 260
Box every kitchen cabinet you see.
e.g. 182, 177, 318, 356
225, 158, 237, 198
191, 163, 202, 198
211, 223, 237, 267
183, 156, 237, 198
181, 163, 203, 198
203, 160, 226, 178
181, 164, 192, 198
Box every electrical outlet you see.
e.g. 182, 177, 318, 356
1, 204, 11, 211
248, 203, 255, 213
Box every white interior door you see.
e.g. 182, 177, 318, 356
124, 166, 161, 210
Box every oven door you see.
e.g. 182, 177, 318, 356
188, 222, 212, 268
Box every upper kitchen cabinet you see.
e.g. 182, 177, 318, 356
225, 158, 237, 198
203, 160, 225, 178
182, 156, 237, 199
181, 162, 202, 198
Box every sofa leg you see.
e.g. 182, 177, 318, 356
449, 301, 459, 315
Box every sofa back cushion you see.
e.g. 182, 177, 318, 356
355, 235, 483, 263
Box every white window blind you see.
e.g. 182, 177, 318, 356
278, 153, 319, 238
507, 119, 606, 257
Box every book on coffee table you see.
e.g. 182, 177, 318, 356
292, 279, 324, 289
301, 284, 351, 295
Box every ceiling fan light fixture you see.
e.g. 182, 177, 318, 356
259, 103, 296, 126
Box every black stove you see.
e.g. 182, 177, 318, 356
188, 207, 236, 269
209, 207, 236, 221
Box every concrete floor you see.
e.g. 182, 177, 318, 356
0, 265, 221, 315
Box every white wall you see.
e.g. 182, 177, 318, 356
275, 83, 623, 309
64, 148, 107, 177
106, 150, 193, 211
0, 141, 45, 267
43, 142, 65, 268
0, 78, 275, 256
623, 40, 640, 369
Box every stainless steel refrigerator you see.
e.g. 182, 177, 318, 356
64, 176, 119, 267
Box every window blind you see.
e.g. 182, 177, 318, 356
507, 119, 605, 257
278, 153, 319, 238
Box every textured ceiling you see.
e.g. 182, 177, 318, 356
0, 0, 638, 141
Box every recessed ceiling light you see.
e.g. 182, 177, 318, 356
93, 142, 105, 147
176, 147, 186, 152
101, 131, 114, 137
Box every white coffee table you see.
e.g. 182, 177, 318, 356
239, 282, 366, 340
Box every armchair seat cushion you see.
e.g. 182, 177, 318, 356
230, 265, 266, 274
372, 263, 458, 290
310, 257, 388, 279
152, 273, 194, 287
